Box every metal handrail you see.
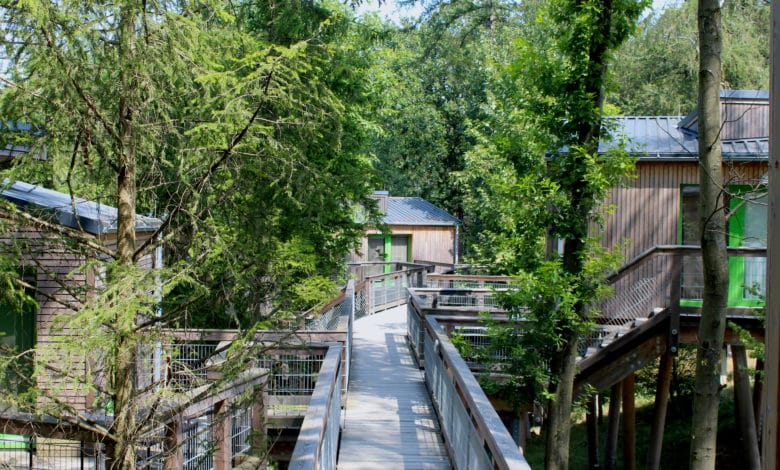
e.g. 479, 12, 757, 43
288, 343, 343, 470
423, 316, 530, 470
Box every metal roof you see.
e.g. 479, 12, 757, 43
383, 197, 461, 226
1, 180, 162, 235
0, 144, 35, 160
601, 116, 768, 161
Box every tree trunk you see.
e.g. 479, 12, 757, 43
545, 331, 580, 470
112, 6, 139, 469
690, 1, 727, 468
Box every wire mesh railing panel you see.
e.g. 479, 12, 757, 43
182, 414, 214, 470
423, 329, 493, 469
0, 437, 107, 470
680, 254, 704, 300
435, 293, 501, 309
354, 287, 369, 320
163, 342, 221, 389
371, 277, 408, 309
137, 426, 166, 470
304, 299, 349, 331
599, 277, 658, 327
230, 403, 252, 461
319, 362, 342, 470
258, 354, 324, 396
451, 326, 509, 363
407, 303, 423, 360
426, 279, 517, 290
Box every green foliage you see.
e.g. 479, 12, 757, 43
476, 243, 620, 410
364, 3, 527, 218
0, 1, 383, 459
609, 0, 769, 115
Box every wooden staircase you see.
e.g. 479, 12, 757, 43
575, 307, 674, 393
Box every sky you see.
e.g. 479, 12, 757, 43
357, 0, 682, 24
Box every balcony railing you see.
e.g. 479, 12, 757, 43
423, 315, 530, 469
288, 343, 343, 470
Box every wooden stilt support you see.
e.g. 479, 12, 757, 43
604, 383, 622, 470
587, 395, 600, 470
733, 345, 761, 469
517, 411, 530, 453
646, 351, 673, 470
754, 359, 765, 440
622, 374, 636, 470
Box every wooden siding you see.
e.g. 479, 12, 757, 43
721, 99, 768, 140
349, 225, 456, 265
682, 96, 768, 140
601, 161, 767, 261
1, 226, 158, 412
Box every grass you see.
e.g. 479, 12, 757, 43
522, 390, 744, 469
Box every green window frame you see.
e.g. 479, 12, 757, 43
678, 185, 766, 308
367, 234, 411, 272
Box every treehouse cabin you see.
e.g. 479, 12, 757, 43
600, 90, 768, 308
0, 180, 162, 411
349, 190, 461, 268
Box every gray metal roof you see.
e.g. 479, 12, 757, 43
0, 145, 35, 160
721, 90, 768, 100
601, 116, 768, 161
1, 180, 162, 235
383, 197, 461, 226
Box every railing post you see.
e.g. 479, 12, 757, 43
214, 400, 230, 470
164, 416, 183, 470
669, 253, 682, 313
251, 384, 266, 456
366, 279, 374, 316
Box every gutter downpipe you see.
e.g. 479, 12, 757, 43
454, 223, 460, 265
153, 232, 164, 385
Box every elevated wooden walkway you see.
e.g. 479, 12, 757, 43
338, 305, 451, 469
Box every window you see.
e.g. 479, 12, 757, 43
678, 185, 766, 307
0, 271, 36, 393
366, 235, 410, 263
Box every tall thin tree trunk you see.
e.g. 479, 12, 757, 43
545, 329, 580, 470
112, 6, 139, 469
690, 0, 727, 468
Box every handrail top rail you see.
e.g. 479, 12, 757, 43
410, 287, 514, 293
609, 244, 767, 282
426, 273, 517, 282
364, 267, 425, 283
424, 315, 531, 469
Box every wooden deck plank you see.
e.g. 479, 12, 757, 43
338, 305, 452, 469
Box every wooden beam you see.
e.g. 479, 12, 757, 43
622, 375, 636, 470
733, 345, 761, 470
764, 1, 780, 466
646, 351, 673, 470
